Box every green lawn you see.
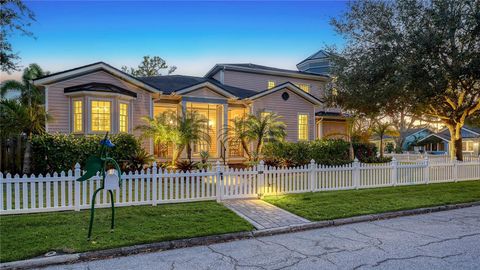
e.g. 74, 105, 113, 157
0, 201, 253, 262
264, 180, 480, 221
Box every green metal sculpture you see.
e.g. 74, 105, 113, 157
76, 132, 122, 239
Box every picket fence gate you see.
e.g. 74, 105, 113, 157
1, 158, 479, 215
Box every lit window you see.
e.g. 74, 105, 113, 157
91, 100, 111, 132
119, 103, 128, 132
267, 81, 275, 89
260, 111, 272, 119
462, 141, 474, 152
295, 83, 310, 93
73, 100, 83, 132
298, 114, 308, 140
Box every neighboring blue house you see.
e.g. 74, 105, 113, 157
417, 126, 480, 155
371, 128, 433, 152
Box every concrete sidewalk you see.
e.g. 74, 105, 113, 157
222, 199, 310, 229
41, 206, 480, 270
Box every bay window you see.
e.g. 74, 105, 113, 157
73, 100, 83, 133
91, 100, 111, 132
119, 103, 129, 132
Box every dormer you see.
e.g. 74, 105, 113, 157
296, 50, 332, 76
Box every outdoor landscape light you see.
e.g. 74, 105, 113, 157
105, 169, 120, 190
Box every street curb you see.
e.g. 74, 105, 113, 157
2, 201, 480, 270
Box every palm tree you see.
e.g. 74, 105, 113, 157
136, 110, 210, 165
1, 64, 50, 174
0, 99, 50, 173
371, 121, 399, 158
221, 116, 252, 160
1, 64, 49, 105
178, 111, 210, 162
136, 111, 181, 166
246, 112, 286, 159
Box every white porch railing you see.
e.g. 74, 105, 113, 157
1, 158, 479, 215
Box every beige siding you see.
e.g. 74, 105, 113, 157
45, 70, 152, 149
184, 87, 228, 99
252, 87, 316, 142
221, 70, 327, 101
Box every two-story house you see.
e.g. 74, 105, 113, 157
33, 50, 348, 162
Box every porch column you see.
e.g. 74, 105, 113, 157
223, 104, 229, 163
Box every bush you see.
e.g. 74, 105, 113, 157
352, 142, 392, 163
262, 140, 388, 167
263, 139, 351, 167
31, 133, 146, 174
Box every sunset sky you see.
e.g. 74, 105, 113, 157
1, 1, 347, 81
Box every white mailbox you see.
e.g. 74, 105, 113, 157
104, 169, 120, 191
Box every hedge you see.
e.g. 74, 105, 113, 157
262, 139, 391, 167
31, 133, 143, 174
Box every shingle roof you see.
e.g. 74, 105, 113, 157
137, 75, 257, 98
64, 82, 137, 98
297, 50, 331, 66
204, 63, 329, 80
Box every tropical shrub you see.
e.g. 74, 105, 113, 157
175, 160, 198, 172
263, 140, 389, 167
263, 139, 351, 166
31, 133, 145, 174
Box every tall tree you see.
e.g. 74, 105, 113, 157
0, 63, 49, 173
328, 0, 480, 161
121, 56, 177, 77
1, 0, 36, 73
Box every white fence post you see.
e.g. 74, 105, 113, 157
152, 162, 158, 206
309, 159, 316, 192
453, 158, 458, 182
258, 160, 265, 197
424, 157, 430, 184
74, 163, 81, 211
215, 161, 222, 202
391, 157, 397, 186
353, 158, 360, 189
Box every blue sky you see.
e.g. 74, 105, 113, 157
2, 1, 347, 81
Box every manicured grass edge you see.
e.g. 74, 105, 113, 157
2, 201, 479, 270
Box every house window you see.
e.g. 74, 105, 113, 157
298, 114, 309, 140
73, 100, 83, 132
462, 141, 474, 152
119, 103, 128, 132
91, 100, 111, 132
294, 83, 310, 93
267, 81, 275, 89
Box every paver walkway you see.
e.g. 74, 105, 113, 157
42, 206, 480, 270
221, 199, 310, 229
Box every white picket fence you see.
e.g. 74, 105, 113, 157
385, 153, 480, 163
1, 158, 479, 215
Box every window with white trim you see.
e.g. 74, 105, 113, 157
91, 100, 111, 132
298, 114, 308, 140
267, 81, 275, 89
73, 100, 83, 132
119, 103, 129, 132
294, 83, 310, 93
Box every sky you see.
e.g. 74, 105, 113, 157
1, 0, 348, 81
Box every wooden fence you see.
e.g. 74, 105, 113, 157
1, 158, 479, 215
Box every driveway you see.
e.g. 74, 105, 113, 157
41, 206, 480, 270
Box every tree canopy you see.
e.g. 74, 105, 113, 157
328, 0, 480, 160
121, 56, 177, 77
1, 0, 36, 73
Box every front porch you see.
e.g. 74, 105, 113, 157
152, 94, 249, 163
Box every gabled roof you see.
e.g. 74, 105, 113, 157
64, 82, 137, 98
246, 82, 323, 105
297, 50, 331, 66
418, 126, 480, 144
204, 63, 329, 81
33, 62, 160, 93
138, 75, 257, 99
